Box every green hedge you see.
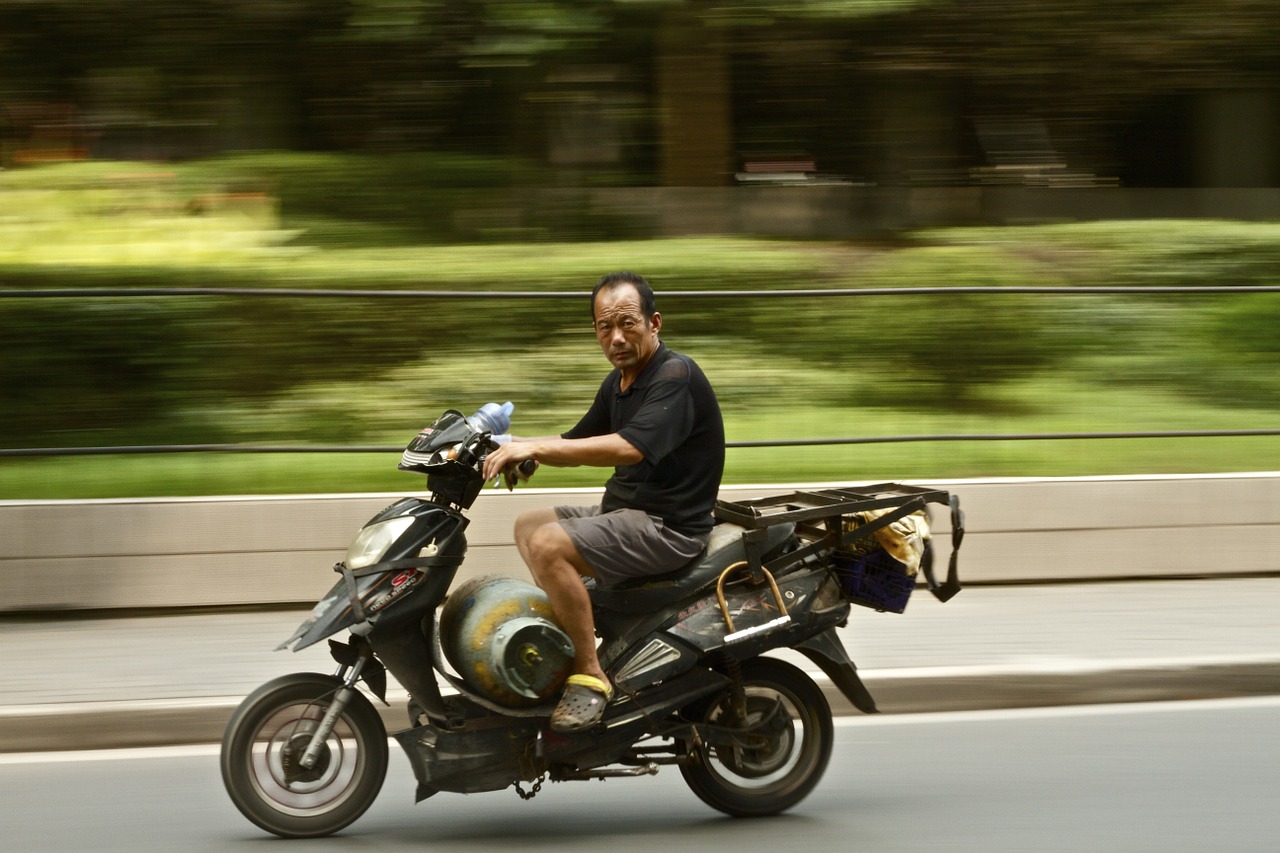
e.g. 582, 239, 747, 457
4, 157, 1280, 451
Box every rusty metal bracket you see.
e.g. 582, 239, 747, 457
715, 560, 790, 637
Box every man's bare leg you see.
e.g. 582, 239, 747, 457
515, 511, 609, 690
513, 507, 557, 569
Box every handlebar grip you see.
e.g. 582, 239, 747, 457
518, 459, 539, 476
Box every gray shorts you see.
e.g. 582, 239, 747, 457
555, 505, 710, 587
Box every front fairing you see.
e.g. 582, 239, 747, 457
278, 497, 468, 651
277, 575, 375, 651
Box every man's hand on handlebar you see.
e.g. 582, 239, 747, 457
502, 459, 539, 490
482, 439, 539, 487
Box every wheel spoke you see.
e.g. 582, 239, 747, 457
222, 673, 388, 838
246, 706, 364, 816
679, 658, 833, 816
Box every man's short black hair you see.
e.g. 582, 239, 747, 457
592, 271, 656, 320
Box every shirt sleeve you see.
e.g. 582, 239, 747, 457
561, 374, 614, 439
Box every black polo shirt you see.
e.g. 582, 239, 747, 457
562, 343, 725, 536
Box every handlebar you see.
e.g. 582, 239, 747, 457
474, 435, 539, 491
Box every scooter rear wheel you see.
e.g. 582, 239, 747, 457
221, 673, 388, 838
680, 657, 833, 817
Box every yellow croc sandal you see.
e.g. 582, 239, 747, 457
550, 674, 613, 733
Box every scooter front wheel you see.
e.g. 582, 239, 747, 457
680, 657, 833, 817
221, 673, 388, 838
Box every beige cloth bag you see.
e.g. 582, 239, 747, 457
844, 508, 931, 576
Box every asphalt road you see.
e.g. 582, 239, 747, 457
2, 696, 1276, 853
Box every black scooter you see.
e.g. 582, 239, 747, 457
220, 406, 964, 838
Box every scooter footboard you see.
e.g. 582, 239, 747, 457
395, 668, 732, 800
395, 718, 543, 799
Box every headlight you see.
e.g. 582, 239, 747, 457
345, 516, 415, 569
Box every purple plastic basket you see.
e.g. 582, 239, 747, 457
833, 548, 915, 613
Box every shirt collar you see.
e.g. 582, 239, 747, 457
616, 342, 669, 396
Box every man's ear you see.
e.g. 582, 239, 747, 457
649, 312, 662, 333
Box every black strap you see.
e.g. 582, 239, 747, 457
332, 553, 465, 627
839, 497, 926, 551
335, 562, 369, 624
920, 494, 963, 602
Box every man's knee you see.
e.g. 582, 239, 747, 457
514, 507, 558, 549
525, 520, 594, 580
525, 520, 571, 566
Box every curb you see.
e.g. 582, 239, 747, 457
838, 660, 1280, 716
4, 660, 1278, 754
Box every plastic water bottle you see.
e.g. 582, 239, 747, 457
466, 402, 514, 437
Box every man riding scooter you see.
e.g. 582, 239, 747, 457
482, 271, 725, 732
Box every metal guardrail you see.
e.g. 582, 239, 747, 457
5, 431, 1280, 458
4, 285, 1280, 299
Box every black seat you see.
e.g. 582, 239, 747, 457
588, 521, 796, 614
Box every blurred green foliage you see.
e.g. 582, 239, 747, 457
0, 300, 187, 441
923, 220, 1280, 289
185, 152, 542, 246
850, 246, 1068, 406
2, 157, 1279, 497
1193, 295, 1280, 407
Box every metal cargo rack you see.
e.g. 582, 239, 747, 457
714, 483, 964, 603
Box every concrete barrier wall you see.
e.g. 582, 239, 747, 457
2, 474, 1277, 612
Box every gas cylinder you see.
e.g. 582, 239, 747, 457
438, 575, 574, 707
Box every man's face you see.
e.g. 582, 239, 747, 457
593, 283, 661, 375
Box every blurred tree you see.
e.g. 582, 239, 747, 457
847, 0, 1280, 183
657, 3, 732, 185
2, 0, 1279, 181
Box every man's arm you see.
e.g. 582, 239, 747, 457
481, 433, 642, 481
